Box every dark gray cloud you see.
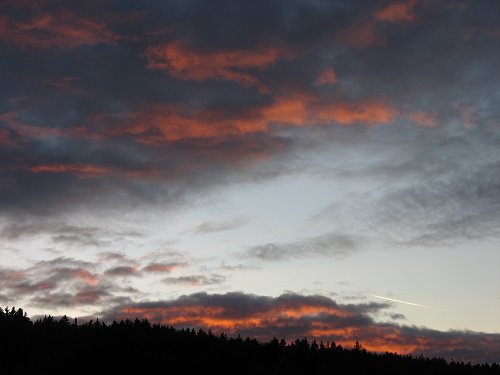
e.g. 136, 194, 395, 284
104, 266, 140, 277
0, 221, 143, 249
100, 291, 500, 364
247, 232, 359, 261
0, 0, 499, 225
389, 313, 406, 321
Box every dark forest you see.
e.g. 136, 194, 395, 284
1, 306, 498, 374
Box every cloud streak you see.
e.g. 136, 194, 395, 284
191, 217, 250, 234
146, 41, 292, 87
372, 295, 428, 308
247, 232, 359, 262
162, 274, 226, 287
0, 10, 118, 49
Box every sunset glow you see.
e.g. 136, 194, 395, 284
0, 0, 499, 365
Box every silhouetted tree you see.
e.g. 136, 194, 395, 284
0, 305, 498, 375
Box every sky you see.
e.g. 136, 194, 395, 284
0, 0, 499, 364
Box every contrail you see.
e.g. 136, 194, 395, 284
372, 294, 428, 308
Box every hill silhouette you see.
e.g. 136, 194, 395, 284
1, 306, 498, 374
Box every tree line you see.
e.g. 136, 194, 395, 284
0, 306, 498, 374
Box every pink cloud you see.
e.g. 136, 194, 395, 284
0, 10, 118, 49
374, 0, 418, 23
315, 67, 337, 85
145, 41, 293, 87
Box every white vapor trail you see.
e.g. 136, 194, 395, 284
372, 295, 428, 308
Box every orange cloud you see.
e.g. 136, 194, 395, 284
145, 41, 292, 86
97, 94, 398, 145
317, 101, 398, 125
374, 0, 417, 23
27, 163, 109, 176
118, 301, 349, 331
258, 95, 311, 127
315, 67, 337, 85
103, 293, 500, 363
0, 10, 118, 49
336, 0, 418, 48
69, 269, 100, 286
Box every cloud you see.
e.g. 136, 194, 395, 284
191, 217, 250, 234
0, 10, 118, 49
101, 291, 500, 364
374, 0, 417, 23
162, 274, 226, 287
0, 222, 138, 248
0, 2, 498, 266
335, 21, 384, 48
104, 266, 140, 277
247, 232, 359, 262
367, 135, 500, 246
31, 288, 111, 307
219, 262, 258, 272
309, 124, 500, 245
47, 267, 100, 287
389, 313, 406, 320
27, 163, 109, 177
41, 76, 92, 96
407, 111, 437, 128
2, 0, 481, 222
142, 262, 186, 273
0, 128, 15, 148
316, 101, 398, 125
335, 0, 419, 49
0, 256, 141, 309
375, 166, 500, 245
98, 252, 130, 263
0, 2, 499, 351
145, 41, 292, 87
76, 94, 398, 147
0, 259, 98, 307
315, 67, 337, 85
